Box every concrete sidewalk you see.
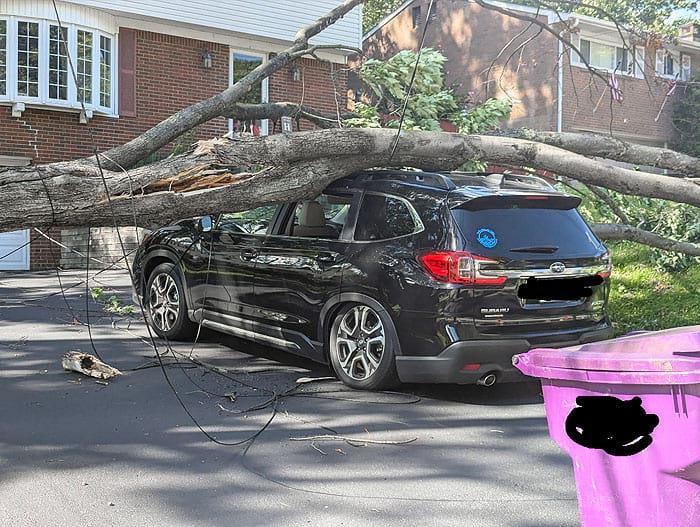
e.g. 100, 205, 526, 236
0, 270, 579, 527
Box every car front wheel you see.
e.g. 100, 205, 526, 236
328, 303, 399, 390
145, 262, 196, 341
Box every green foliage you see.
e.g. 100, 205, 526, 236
451, 98, 513, 134
356, 49, 458, 130
672, 77, 700, 158
90, 287, 135, 316
362, 0, 406, 33
345, 48, 512, 134
565, 184, 700, 272
607, 241, 700, 336
513, 1, 698, 38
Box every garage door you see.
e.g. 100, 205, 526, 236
0, 230, 30, 271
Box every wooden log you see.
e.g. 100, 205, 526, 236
61, 351, 122, 380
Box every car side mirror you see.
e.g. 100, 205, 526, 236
198, 215, 214, 233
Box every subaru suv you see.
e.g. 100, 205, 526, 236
132, 170, 613, 390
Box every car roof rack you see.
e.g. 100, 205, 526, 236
354, 170, 457, 190
446, 171, 556, 191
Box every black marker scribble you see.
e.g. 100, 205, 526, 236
565, 396, 660, 456
518, 275, 604, 301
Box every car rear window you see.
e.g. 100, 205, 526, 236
355, 194, 420, 241
451, 207, 603, 258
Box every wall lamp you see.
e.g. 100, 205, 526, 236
289, 64, 302, 82
202, 50, 213, 69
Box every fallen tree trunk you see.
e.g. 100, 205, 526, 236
2, 129, 700, 233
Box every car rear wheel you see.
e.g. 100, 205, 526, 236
328, 303, 399, 390
145, 262, 196, 341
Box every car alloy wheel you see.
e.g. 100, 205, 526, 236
334, 305, 386, 381
148, 272, 180, 333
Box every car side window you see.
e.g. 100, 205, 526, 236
287, 193, 353, 240
218, 205, 277, 235
354, 194, 419, 241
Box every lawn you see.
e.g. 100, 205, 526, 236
607, 241, 700, 336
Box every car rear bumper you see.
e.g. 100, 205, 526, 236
394, 326, 614, 384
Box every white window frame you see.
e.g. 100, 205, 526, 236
655, 49, 691, 81
229, 48, 269, 136
570, 33, 645, 79
0, 16, 116, 115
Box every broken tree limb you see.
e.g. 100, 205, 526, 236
2, 129, 700, 234
61, 351, 122, 380
97, 0, 365, 170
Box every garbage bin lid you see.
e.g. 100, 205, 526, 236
514, 325, 700, 385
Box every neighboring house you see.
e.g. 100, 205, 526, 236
364, 0, 699, 146
0, 0, 362, 270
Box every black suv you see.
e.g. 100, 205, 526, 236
132, 171, 613, 390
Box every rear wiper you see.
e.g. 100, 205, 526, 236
510, 246, 559, 254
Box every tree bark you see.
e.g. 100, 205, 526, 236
514, 130, 700, 178
2, 129, 700, 234
592, 224, 700, 257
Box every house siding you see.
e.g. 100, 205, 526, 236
66, 0, 362, 49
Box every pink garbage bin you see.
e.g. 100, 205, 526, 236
513, 325, 700, 527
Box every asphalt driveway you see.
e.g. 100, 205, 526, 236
0, 270, 579, 527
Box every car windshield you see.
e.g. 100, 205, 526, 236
451, 206, 603, 258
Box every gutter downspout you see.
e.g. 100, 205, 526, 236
557, 31, 564, 133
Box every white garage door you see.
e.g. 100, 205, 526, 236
0, 230, 30, 271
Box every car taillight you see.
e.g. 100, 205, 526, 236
419, 251, 506, 285
598, 250, 613, 279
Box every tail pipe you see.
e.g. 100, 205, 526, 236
476, 372, 497, 387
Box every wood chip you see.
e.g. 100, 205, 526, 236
61, 351, 122, 380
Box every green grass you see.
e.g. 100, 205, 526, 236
607, 242, 700, 336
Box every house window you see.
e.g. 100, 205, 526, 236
230, 52, 267, 135
656, 50, 691, 81
573, 36, 644, 77
48, 25, 68, 101
0, 20, 6, 96
1, 18, 116, 114
99, 35, 112, 108
412, 6, 422, 29
17, 21, 40, 97
76, 30, 93, 104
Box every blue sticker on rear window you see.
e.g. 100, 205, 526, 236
476, 228, 498, 248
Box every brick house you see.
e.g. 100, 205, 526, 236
0, 0, 361, 270
364, 1, 699, 147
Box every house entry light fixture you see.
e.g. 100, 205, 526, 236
202, 50, 213, 69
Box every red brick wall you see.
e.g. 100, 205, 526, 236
0, 29, 347, 269
268, 57, 348, 131
363, 0, 560, 131
561, 50, 695, 144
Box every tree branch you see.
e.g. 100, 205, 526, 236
225, 102, 357, 129
98, 0, 365, 169
513, 130, 700, 178
592, 223, 700, 256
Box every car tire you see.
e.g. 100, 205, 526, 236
145, 262, 196, 341
328, 303, 400, 391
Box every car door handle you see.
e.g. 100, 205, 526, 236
240, 248, 259, 261
317, 252, 340, 264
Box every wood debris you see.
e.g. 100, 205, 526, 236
61, 351, 122, 380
